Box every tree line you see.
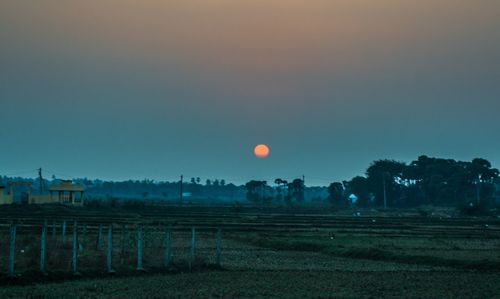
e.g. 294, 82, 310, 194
1, 155, 498, 209
242, 156, 499, 210
326, 156, 499, 209
244, 178, 306, 205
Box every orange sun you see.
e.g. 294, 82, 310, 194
254, 144, 270, 158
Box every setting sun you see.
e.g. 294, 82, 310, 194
254, 144, 270, 158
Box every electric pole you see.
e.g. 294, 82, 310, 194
38, 168, 43, 195
382, 173, 387, 209
476, 174, 481, 205
261, 181, 265, 201
179, 175, 184, 203
301, 175, 306, 202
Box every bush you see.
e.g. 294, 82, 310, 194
458, 200, 494, 216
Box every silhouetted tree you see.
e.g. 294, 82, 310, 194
327, 182, 345, 206
287, 179, 305, 203
274, 178, 286, 201
402, 156, 499, 206
343, 176, 371, 206
366, 160, 406, 207
245, 180, 267, 204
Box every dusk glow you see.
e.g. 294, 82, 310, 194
0, 0, 499, 184
1, 1, 499, 297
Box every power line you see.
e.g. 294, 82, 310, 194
1, 169, 38, 177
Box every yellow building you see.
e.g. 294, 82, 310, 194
0, 186, 14, 205
0, 180, 85, 206
47, 180, 85, 206
3, 182, 32, 204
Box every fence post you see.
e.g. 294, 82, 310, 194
81, 224, 87, 252
189, 227, 196, 271
164, 226, 172, 268
8, 221, 17, 277
107, 224, 115, 274
120, 224, 125, 265
136, 224, 144, 271
52, 220, 56, 238
40, 220, 48, 274
62, 220, 67, 244
72, 221, 79, 275
97, 224, 103, 250
216, 228, 222, 267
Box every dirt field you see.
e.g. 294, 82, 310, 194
1, 270, 499, 298
0, 205, 499, 298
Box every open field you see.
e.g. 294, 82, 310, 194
0, 204, 499, 298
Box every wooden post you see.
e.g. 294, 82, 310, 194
216, 228, 222, 267
120, 224, 125, 265
40, 220, 48, 274
62, 220, 67, 244
8, 222, 17, 277
81, 224, 87, 252
97, 224, 103, 250
52, 220, 56, 238
72, 221, 79, 275
189, 227, 196, 271
164, 227, 172, 268
107, 224, 115, 274
136, 224, 144, 271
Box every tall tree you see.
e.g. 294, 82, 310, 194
274, 178, 284, 201
366, 160, 406, 207
327, 182, 345, 206
287, 179, 305, 203
245, 180, 267, 204
343, 176, 371, 206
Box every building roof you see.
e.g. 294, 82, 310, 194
49, 180, 85, 192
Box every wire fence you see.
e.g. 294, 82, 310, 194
0, 220, 223, 280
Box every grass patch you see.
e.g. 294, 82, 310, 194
240, 236, 500, 272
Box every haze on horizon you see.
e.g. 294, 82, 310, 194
1, 0, 499, 186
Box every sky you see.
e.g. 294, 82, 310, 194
1, 0, 499, 186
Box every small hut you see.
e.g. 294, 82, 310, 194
49, 180, 85, 206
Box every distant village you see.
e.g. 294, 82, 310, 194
2, 156, 500, 209
0, 174, 328, 205
0, 180, 85, 206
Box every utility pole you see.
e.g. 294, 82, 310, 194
179, 175, 184, 203
476, 174, 481, 205
383, 173, 387, 209
302, 175, 306, 202
38, 168, 43, 195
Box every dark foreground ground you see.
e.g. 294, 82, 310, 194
1, 270, 499, 298
0, 204, 499, 298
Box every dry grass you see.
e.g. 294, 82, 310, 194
0, 207, 499, 297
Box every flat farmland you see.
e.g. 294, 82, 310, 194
0, 204, 499, 298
